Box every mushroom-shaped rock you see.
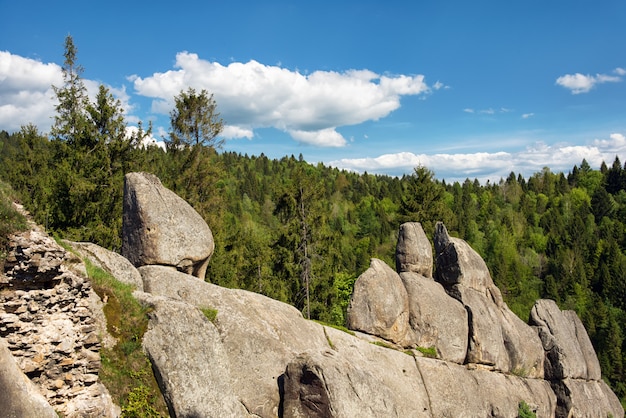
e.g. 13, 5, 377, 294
346, 259, 410, 344
121, 172, 214, 279
530, 299, 601, 380
396, 222, 433, 277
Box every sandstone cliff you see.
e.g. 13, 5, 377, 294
1, 173, 623, 417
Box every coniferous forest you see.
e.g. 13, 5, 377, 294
1, 37, 626, 404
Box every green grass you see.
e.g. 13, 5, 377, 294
415, 346, 438, 358
371, 341, 395, 349
200, 307, 218, 323
0, 180, 28, 269
312, 319, 355, 336
83, 259, 168, 417
518, 400, 536, 418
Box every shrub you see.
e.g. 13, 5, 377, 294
518, 400, 536, 418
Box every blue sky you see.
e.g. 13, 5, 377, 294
1, 0, 625, 182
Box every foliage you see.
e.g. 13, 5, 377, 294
200, 307, 218, 323
4, 35, 626, 406
518, 400, 537, 418
0, 180, 27, 268
168, 87, 224, 150
415, 346, 438, 358
83, 260, 168, 416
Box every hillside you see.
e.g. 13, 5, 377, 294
2, 127, 626, 405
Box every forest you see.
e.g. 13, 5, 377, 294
1, 36, 626, 405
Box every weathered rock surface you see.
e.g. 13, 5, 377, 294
137, 265, 330, 417
121, 172, 214, 278
400, 271, 468, 363
67, 241, 143, 291
433, 222, 544, 378
396, 222, 433, 277
434, 222, 503, 304
530, 298, 602, 380
281, 323, 557, 418
346, 258, 410, 344
551, 378, 624, 418
0, 224, 119, 417
142, 297, 249, 417
0, 336, 58, 418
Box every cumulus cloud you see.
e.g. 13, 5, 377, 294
0, 51, 134, 133
0, 51, 62, 132
328, 132, 626, 183
131, 52, 433, 147
556, 68, 623, 94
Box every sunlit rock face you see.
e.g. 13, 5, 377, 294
122, 172, 214, 279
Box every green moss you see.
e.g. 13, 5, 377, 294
371, 341, 395, 349
415, 346, 437, 358
312, 319, 355, 336
200, 307, 218, 323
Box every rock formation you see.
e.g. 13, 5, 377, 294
121, 172, 214, 279
2, 175, 623, 418
0, 209, 119, 417
346, 258, 410, 344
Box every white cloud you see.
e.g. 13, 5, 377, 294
221, 125, 254, 139
522, 113, 534, 119
328, 132, 626, 183
0, 51, 62, 132
131, 52, 433, 147
556, 69, 623, 94
0, 51, 134, 133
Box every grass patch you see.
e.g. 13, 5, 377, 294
200, 307, 218, 323
415, 346, 438, 359
0, 180, 27, 270
312, 319, 355, 336
511, 367, 529, 378
518, 400, 536, 418
371, 341, 395, 350
84, 259, 168, 417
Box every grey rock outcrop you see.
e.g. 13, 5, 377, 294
137, 265, 330, 417
530, 298, 602, 380
400, 271, 468, 363
67, 241, 143, 291
121, 172, 214, 279
142, 297, 249, 417
346, 258, 410, 344
0, 224, 119, 417
551, 378, 623, 418
396, 222, 433, 277
433, 222, 544, 378
0, 336, 58, 418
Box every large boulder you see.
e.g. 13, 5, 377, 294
282, 327, 557, 418
0, 337, 58, 418
433, 222, 503, 304
121, 172, 214, 279
551, 378, 624, 418
399, 272, 468, 363
142, 298, 249, 417
433, 222, 544, 377
346, 258, 410, 344
136, 265, 330, 417
530, 299, 601, 380
396, 222, 433, 277
66, 241, 143, 291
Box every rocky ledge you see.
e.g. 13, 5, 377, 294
1, 173, 623, 418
